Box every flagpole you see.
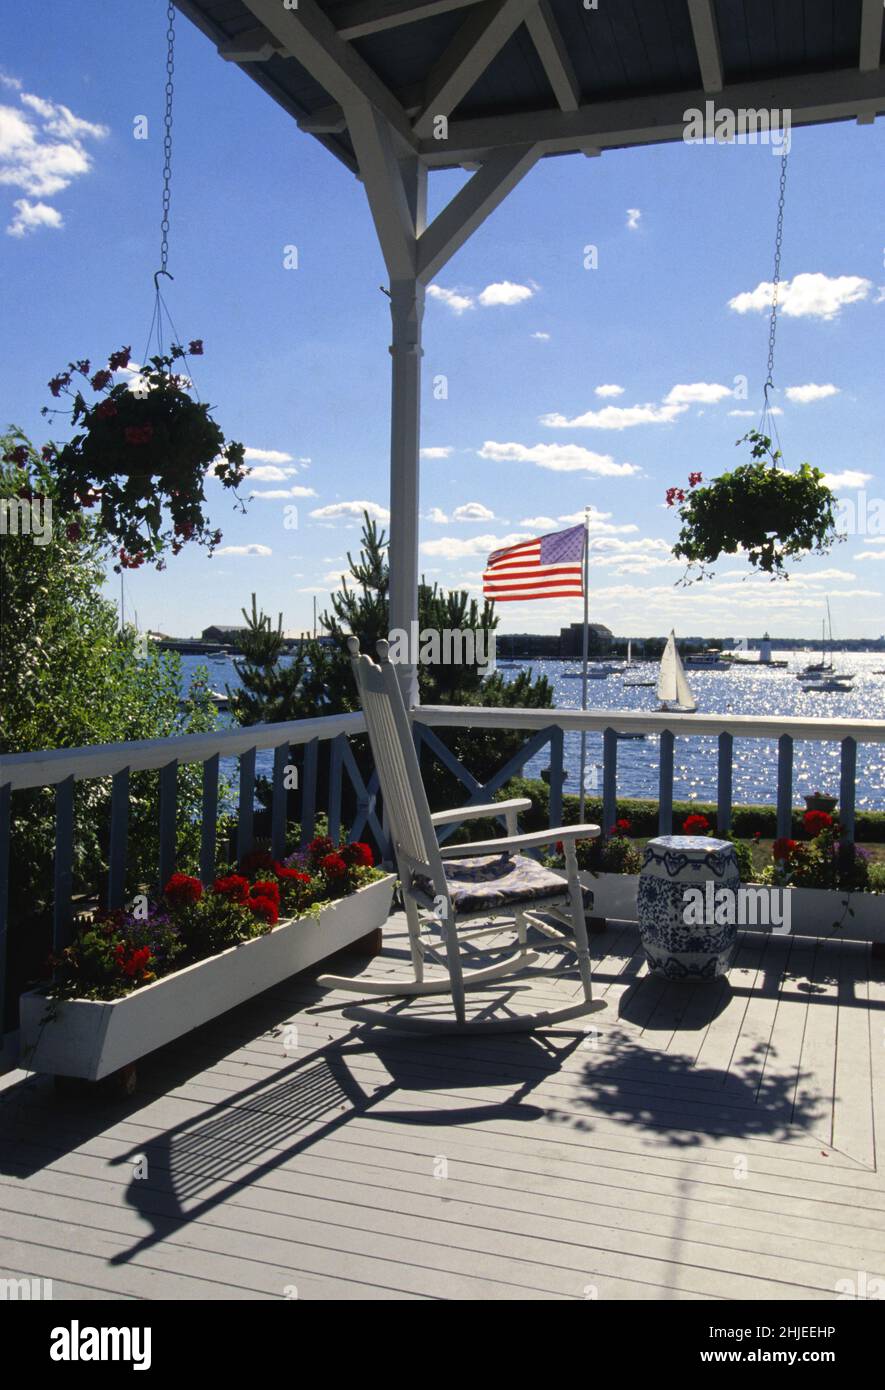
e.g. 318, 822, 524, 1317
578, 507, 590, 822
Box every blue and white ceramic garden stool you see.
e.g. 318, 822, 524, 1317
638, 835, 740, 981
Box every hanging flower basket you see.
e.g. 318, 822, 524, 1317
42, 342, 246, 568
665, 432, 838, 584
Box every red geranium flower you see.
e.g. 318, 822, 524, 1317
308, 836, 335, 859
90, 369, 112, 391
683, 814, 710, 835
615, 818, 632, 836
249, 897, 279, 926
108, 346, 131, 371
213, 874, 250, 904
65, 522, 82, 542
164, 873, 203, 907
188, 339, 204, 355
803, 810, 833, 838
341, 841, 374, 868
250, 880, 280, 906
772, 837, 798, 862
96, 400, 117, 419
272, 861, 311, 883
688, 472, 703, 487
320, 853, 348, 880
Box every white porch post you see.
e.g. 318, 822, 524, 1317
387, 271, 425, 709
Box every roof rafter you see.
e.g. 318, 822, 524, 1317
686, 0, 723, 94
241, 0, 415, 146
418, 65, 885, 164
859, 0, 883, 71
525, 0, 580, 111
413, 0, 541, 139
335, 0, 484, 41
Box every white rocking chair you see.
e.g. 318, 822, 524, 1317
316, 638, 607, 1033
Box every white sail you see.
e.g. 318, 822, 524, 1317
627, 639, 632, 663
657, 630, 697, 712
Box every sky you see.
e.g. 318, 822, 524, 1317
2, 2, 884, 643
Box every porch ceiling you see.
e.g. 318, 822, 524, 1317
175, 0, 885, 173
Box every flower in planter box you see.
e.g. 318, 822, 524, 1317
249, 897, 279, 927
213, 873, 250, 904
240, 849, 274, 875
320, 852, 348, 882
341, 841, 374, 868
164, 873, 203, 907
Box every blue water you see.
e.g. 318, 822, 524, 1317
181, 652, 885, 811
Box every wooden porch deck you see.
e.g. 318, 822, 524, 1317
1, 913, 884, 1301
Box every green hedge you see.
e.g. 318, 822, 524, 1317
496, 777, 885, 842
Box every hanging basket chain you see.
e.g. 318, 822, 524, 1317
761, 148, 788, 445
160, 0, 175, 281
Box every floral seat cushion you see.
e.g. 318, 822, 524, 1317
414, 852, 594, 918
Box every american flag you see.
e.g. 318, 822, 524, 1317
482, 523, 585, 602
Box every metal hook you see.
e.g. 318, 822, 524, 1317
153, 269, 174, 291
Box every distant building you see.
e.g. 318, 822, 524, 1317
559, 622, 613, 658
201, 625, 249, 644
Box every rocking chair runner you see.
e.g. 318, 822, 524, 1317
317, 638, 607, 1032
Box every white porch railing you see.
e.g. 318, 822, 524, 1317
2, 704, 884, 1027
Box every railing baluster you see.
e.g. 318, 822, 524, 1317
107, 766, 129, 909
272, 741, 290, 859
236, 747, 256, 865
158, 759, 178, 888
53, 775, 75, 952
602, 727, 617, 836
300, 738, 318, 847
658, 730, 674, 835
717, 732, 733, 835
200, 753, 219, 884
548, 727, 564, 830
840, 737, 857, 844
0, 783, 10, 1029
777, 734, 794, 840
327, 735, 344, 845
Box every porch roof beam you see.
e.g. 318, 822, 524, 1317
416, 143, 540, 281
525, 0, 580, 110
686, 0, 724, 93
860, 0, 884, 70
336, 0, 484, 41
413, 0, 540, 139
419, 65, 885, 164
242, 0, 415, 146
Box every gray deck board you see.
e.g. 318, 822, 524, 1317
1, 914, 883, 1300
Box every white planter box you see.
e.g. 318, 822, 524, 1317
579, 871, 884, 944
19, 874, 395, 1081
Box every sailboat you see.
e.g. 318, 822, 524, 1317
657, 631, 697, 713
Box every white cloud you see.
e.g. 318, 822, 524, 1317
310, 500, 390, 522
595, 384, 624, 398
249, 486, 317, 499
6, 196, 61, 237
531, 331, 550, 341
215, 544, 272, 557
822, 470, 874, 489
478, 280, 534, 307
728, 272, 873, 320
664, 382, 734, 406
855, 550, 885, 563
452, 501, 495, 522
426, 284, 474, 314
478, 440, 639, 477
420, 446, 453, 459
557, 509, 640, 535
243, 447, 294, 465
1, 86, 107, 236
728, 409, 756, 417
784, 383, 840, 404
540, 402, 687, 430
245, 466, 293, 482
425, 507, 448, 523
626, 208, 641, 230
421, 532, 527, 559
